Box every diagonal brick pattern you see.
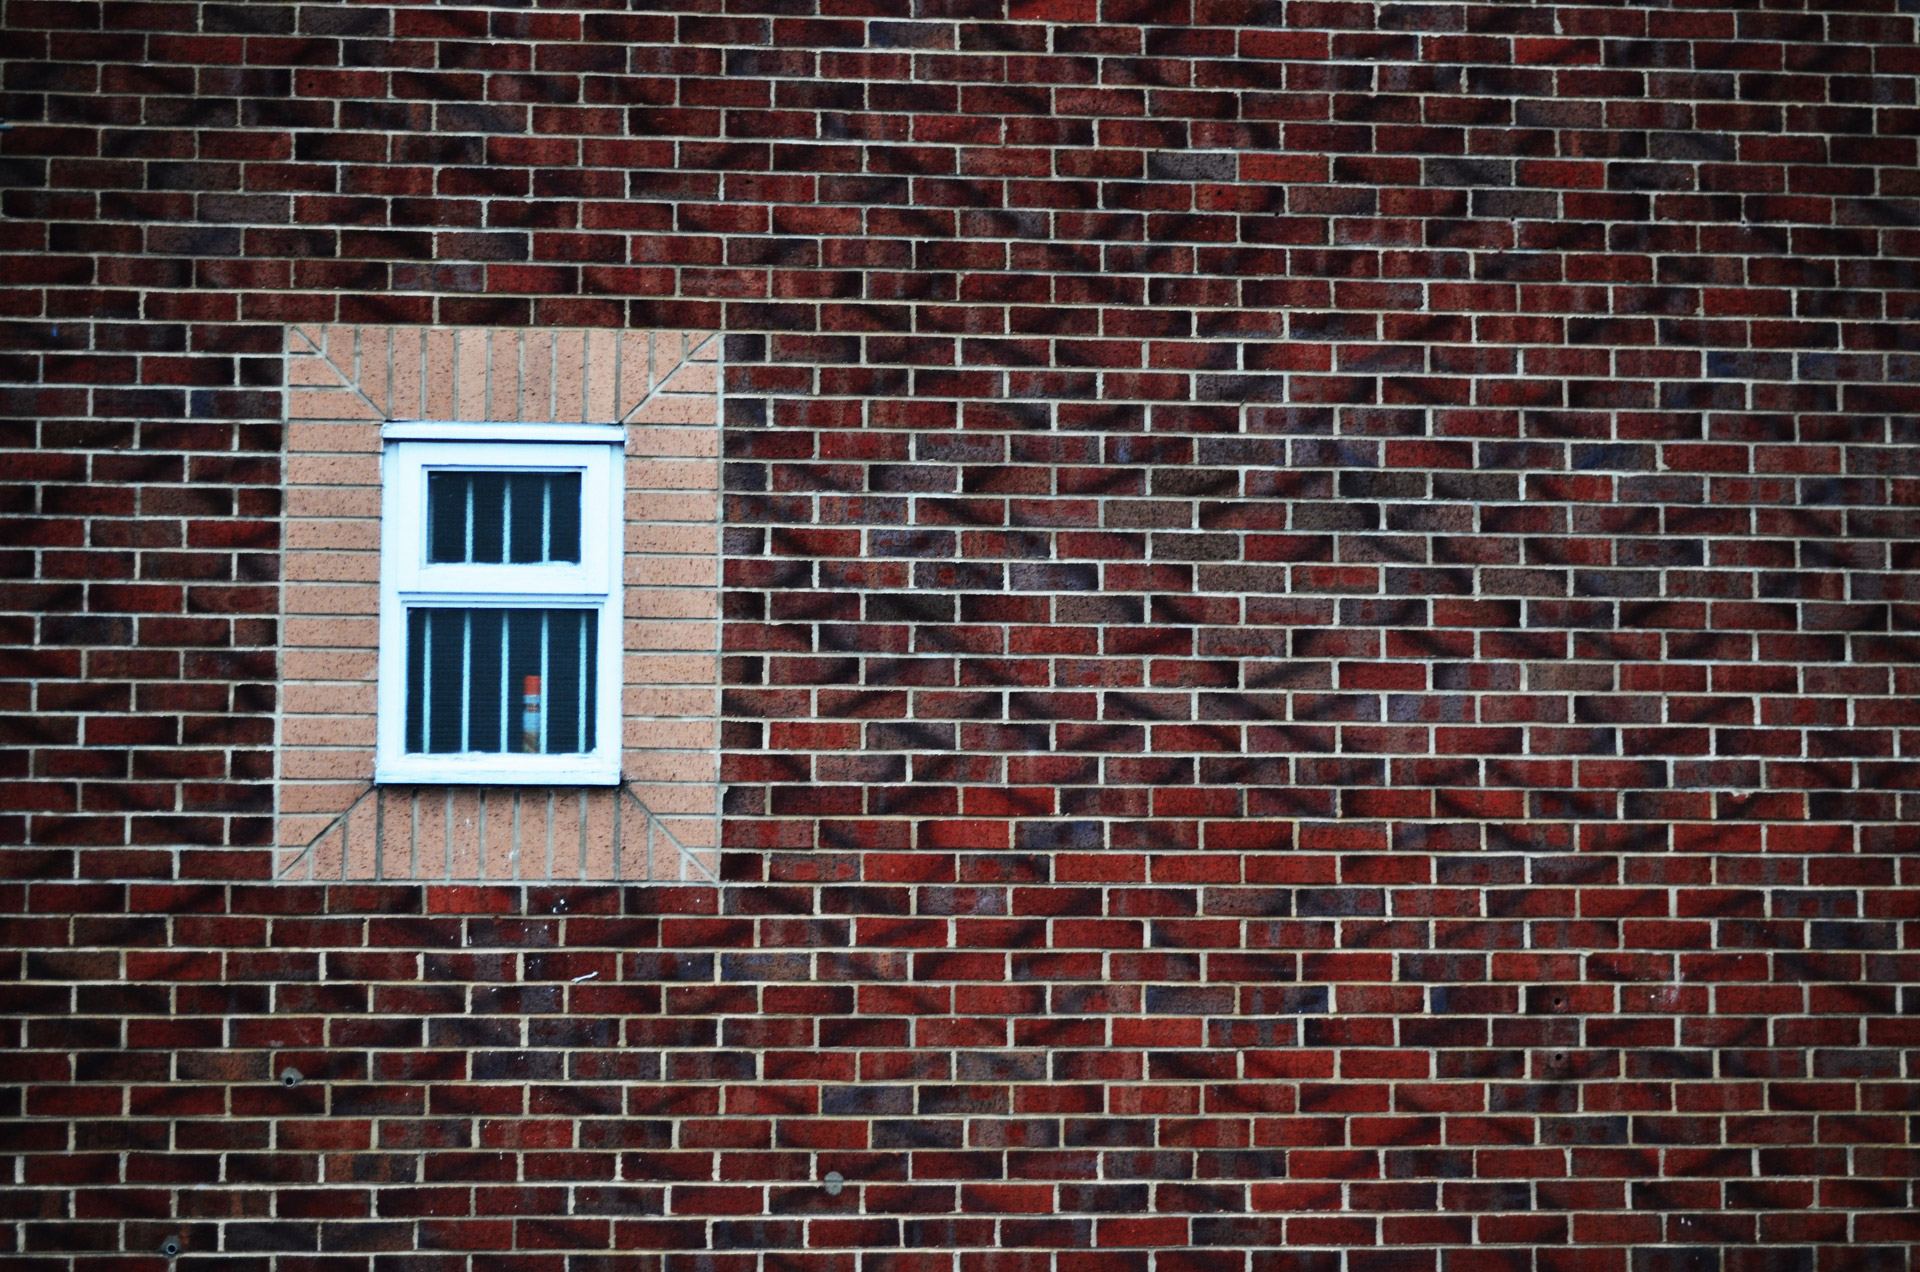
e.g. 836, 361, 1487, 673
278, 326, 723, 881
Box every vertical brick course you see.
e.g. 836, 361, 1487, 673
3, 2, 1919, 1268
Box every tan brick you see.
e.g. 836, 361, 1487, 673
280, 748, 376, 781
283, 649, 378, 682
619, 329, 653, 413
623, 620, 718, 653
284, 547, 380, 582
626, 557, 718, 588
445, 789, 482, 877
287, 488, 380, 518
289, 387, 378, 421
288, 353, 344, 387
456, 329, 488, 422
623, 653, 719, 686
289, 421, 382, 454
628, 395, 716, 425
358, 329, 392, 417
287, 453, 380, 487
627, 425, 720, 460
523, 329, 554, 423
284, 617, 378, 648
478, 788, 513, 880
281, 715, 376, 747
285, 518, 380, 552
553, 330, 586, 422
412, 790, 449, 880
289, 828, 342, 878
627, 459, 717, 492
278, 782, 371, 816
487, 328, 519, 422
391, 327, 422, 419
345, 795, 380, 878
627, 522, 716, 555
284, 683, 376, 715
628, 491, 719, 523
622, 751, 719, 785
507, 791, 549, 880
283, 583, 380, 614
324, 324, 356, 378
278, 817, 334, 851
657, 359, 717, 396
542, 792, 584, 880
585, 329, 619, 422
623, 719, 717, 751
656, 815, 719, 850
582, 790, 616, 878
623, 687, 719, 718
421, 329, 454, 419
625, 590, 718, 622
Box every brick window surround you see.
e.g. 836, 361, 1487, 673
276, 325, 722, 882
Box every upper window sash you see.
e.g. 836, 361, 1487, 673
382, 439, 618, 600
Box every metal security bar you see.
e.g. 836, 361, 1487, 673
427, 470, 583, 564
405, 608, 596, 755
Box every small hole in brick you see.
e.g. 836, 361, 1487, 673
823, 1171, 845, 1196
160, 1238, 182, 1258
281, 1068, 303, 1087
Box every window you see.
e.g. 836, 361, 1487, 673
376, 423, 625, 785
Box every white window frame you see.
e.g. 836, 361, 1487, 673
375, 422, 625, 786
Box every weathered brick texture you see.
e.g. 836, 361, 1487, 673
3, 2, 1919, 1269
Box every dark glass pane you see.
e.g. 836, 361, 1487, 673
469, 472, 506, 563
427, 470, 582, 564
467, 609, 503, 753
506, 609, 544, 753
428, 474, 467, 563
407, 607, 597, 756
549, 472, 582, 563
405, 610, 427, 752
581, 610, 596, 752
425, 611, 467, 754
507, 475, 541, 564
546, 610, 585, 755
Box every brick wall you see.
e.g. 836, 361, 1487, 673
4, 2, 1919, 1269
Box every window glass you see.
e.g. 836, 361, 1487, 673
427, 470, 583, 564
404, 608, 596, 755
376, 427, 623, 786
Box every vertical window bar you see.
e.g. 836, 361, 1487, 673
502, 472, 513, 565
542, 476, 552, 563
460, 610, 473, 752
421, 610, 432, 752
464, 476, 474, 563
406, 608, 597, 756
